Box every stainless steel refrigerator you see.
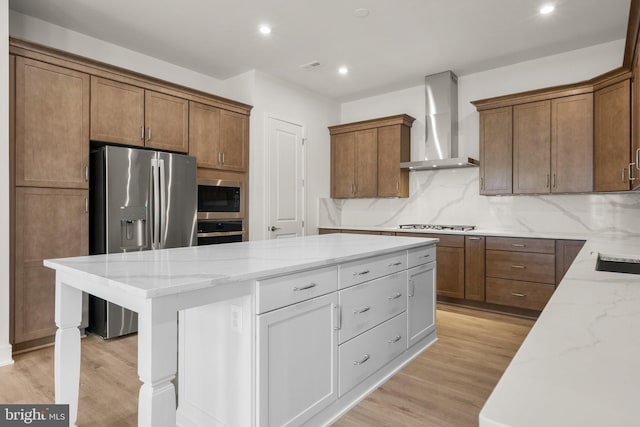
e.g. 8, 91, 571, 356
88, 145, 197, 339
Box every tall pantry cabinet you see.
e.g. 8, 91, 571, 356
11, 57, 90, 348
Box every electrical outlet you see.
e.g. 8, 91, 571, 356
230, 305, 243, 333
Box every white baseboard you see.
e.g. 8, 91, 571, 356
0, 342, 14, 367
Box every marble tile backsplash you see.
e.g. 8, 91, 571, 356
318, 168, 640, 237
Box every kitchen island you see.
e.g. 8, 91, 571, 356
44, 234, 438, 427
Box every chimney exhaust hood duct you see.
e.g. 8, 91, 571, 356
401, 71, 479, 170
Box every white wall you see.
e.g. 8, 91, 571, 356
321, 38, 640, 237
1, 0, 13, 366
249, 71, 340, 240
9, 11, 225, 95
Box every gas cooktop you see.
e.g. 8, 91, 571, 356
398, 224, 477, 231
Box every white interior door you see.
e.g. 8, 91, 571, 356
267, 117, 305, 239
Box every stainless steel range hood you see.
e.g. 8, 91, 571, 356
401, 71, 479, 170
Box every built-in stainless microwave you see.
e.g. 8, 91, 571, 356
197, 179, 244, 219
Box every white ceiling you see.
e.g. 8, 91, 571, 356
8, 0, 632, 101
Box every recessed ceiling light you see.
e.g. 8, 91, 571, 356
354, 8, 370, 18
338, 66, 349, 75
259, 25, 272, 35
539, 4, 555, 15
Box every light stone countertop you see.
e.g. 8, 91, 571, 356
480, 234, 640, 427
44, 234, 437, 298
325, 225, 640, 426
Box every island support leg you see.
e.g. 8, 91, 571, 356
137, 298, 178, 427
54, 279, 82, 427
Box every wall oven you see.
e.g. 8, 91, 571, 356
198, 179, 244, 220
197, 219, 244, 245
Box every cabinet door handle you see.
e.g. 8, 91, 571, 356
85, 198, 89, 213
353, 354, 370, 365
141, 126, 145, 140
353, 306, 371, 315
333, 304, 342, 331
388, 261, 402, 267
147, 127, 152, 141
636, 147, 640, 170
480, 177, 484, 190
387, 335, 402, 344
293, 283, 317, 291
85, 165, 89, 182
468, 237, 481, 241
388, 292, 402, 300
629, 163, 637, 181
622, 167, 626, 182
511, 243, 526, 247
419, 253, 431, 259
395, 179, 399, 192
552, 173, 557, 188
511, 265, 526, 269
353, 269, 370, 277
221, 152, 225, 165
408, 279, 415, 297
511, 293, 526, 297
546, 174, 550, 188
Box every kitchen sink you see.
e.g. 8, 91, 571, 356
596, 254, 640, 275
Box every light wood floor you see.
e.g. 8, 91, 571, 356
0, 305, 534, 427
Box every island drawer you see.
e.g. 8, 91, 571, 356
339, 312, 407, 396
486, 278, 555, 311
339, 251, 406, 289
339, 271, 407, 344
486, 237, 555, 254
256, 266, 338, 313
486, 250, 555, 284
407, 245, 436, 268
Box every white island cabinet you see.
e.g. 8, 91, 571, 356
44, 234, 437, 427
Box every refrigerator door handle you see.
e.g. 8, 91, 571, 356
158, 158, 167, 249
151, 158, 161, 250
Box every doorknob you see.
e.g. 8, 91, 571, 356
269, 226, 281, 232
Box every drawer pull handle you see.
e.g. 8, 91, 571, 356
353, 306, 371, 315
388, 261, 402, 267
511, 293, 526, 298
353, 354, 370, 365
419, 254, 431, 259
353, 270, 371, 276
468, 237, 481, 241
511, 265, 526, 269
293, 283, 317, 291
388, 335, 402, 344
388, 292, 402, 300
511, 243, 527, 247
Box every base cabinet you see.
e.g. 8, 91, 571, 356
14, 187, 88, 344
407, 262, 436, 347
177, 244, 438, 427
257, 293, 338, 427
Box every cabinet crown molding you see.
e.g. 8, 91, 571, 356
328, 114, 415, 135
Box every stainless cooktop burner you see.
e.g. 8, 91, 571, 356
398, 224, 477, 231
